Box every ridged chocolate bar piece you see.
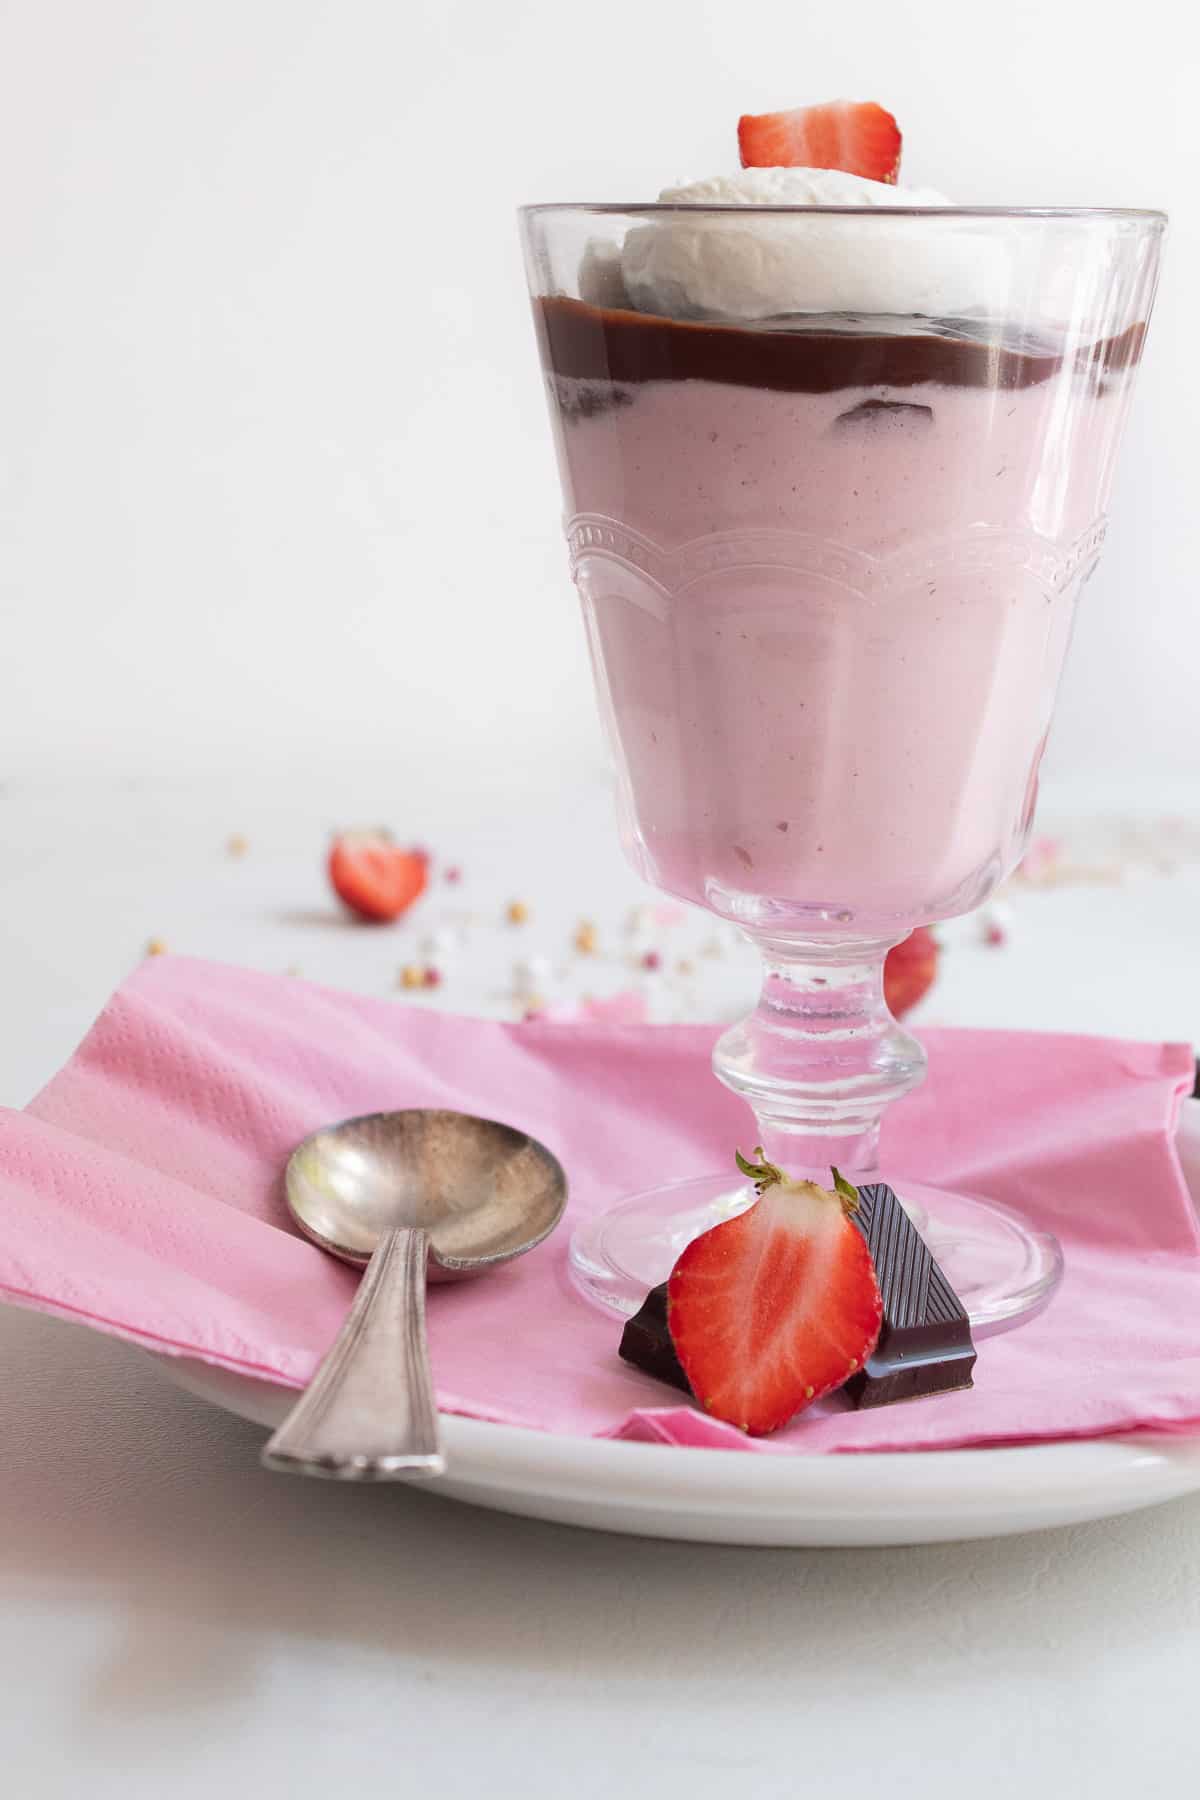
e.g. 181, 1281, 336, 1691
844, 1183, 977, 1409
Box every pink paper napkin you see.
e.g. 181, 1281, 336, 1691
0, 955, 1197, 1455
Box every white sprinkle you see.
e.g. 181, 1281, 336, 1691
513, 953, 553, 995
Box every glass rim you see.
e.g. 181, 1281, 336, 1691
519, 202, 1167, 225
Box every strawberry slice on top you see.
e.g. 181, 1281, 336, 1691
738, 99, 902, 184
667, 1154, 883, 1435
328, 831, 429, 924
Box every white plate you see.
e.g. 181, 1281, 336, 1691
153, 1098, 1200, 1547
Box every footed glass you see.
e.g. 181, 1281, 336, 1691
520, 203, 1165, 1326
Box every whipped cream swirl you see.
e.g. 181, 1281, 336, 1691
618, 168, 999, 320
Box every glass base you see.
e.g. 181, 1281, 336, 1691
569, 1173, 1063, 1338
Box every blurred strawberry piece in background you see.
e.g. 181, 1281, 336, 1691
885, 927, 940, 1018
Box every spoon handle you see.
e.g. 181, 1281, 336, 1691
261, 1226, 444, 1479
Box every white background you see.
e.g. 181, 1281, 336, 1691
1, 0, 1197, 799
3, 11, 1200, 1797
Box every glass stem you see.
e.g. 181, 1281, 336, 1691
712, 933, 927, 1184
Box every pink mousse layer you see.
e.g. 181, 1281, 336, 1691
552, 369, 1131, 929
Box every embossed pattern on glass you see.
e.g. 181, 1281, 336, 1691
569, 515, 1107, 929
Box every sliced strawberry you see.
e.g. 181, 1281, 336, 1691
328, 832, 428, 923
884, 926, 940, 1018
667, 1157, 882, 1435
738, 100, 902, 184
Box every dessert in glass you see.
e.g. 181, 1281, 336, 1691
519, 130, 1164, 1329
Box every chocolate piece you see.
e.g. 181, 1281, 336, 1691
618, 1281, 691, 1394
845, 1183, 977, 1409
548, 373, 635, 423
833, 398, 934, 430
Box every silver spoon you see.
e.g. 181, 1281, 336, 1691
261, 1108, 567, 1481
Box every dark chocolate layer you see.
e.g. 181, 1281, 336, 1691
536, 296, 1145, 396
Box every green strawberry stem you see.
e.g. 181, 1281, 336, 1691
831, 1167, 860, 1214
735, 1147, 786, 1192
734, 1147, 860, 1217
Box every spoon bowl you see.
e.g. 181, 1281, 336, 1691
285, 1108, 567, 1273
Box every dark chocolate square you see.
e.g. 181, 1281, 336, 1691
618, 1281, 690, 1394
844, 1183, 977, 1408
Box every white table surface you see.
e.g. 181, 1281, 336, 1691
2, 767, 1199, 1798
